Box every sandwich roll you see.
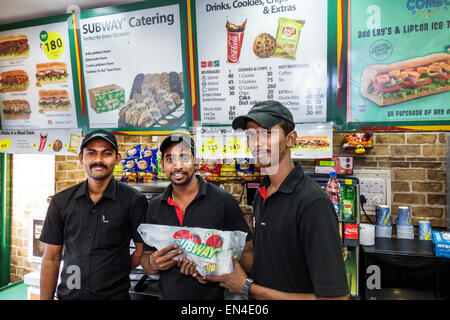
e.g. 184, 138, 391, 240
0, 34, 30, 61
2, 99, 31, 120
0, 69, 29, 92
36, 62, 69, 84
361, 53, 450, 106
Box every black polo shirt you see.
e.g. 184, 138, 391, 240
143, 174, 252, 300
252, 163, 349, 297
40, 177, 147, 300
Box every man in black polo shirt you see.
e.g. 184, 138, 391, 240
39, 130, 147, 300
140, 132, 253, 300
205, 101, 349, 300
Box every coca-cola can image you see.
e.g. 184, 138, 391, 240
227, 31, 244, 63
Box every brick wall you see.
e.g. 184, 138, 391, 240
332, 132, 447, 228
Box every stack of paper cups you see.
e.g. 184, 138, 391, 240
360, 223, 375, 246
397, 206, 414, 239
375, 205, 392, 238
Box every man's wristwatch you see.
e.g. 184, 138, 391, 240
241, 278, 254, 300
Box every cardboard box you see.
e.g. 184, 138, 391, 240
432, 231, 450, 258
88, 84, 125, 113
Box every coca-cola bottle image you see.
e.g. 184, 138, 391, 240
226, 19, 247, 63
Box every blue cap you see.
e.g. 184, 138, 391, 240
330, 171, 337, 177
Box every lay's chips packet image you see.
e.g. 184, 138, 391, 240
138, 224, 247, 276
273, 17, 305, 60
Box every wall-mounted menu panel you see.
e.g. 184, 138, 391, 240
0, 17, 79, 130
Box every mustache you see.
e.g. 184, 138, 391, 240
90, 163, 107, 169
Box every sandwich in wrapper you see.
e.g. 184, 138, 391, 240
36, 62, 69, 85
38, 89, 72, 111
138, 224, 247, 276
361, 53, 450, 106
0, 70, 29, 93
2, 100, 31, 120
0, 34, 29, 61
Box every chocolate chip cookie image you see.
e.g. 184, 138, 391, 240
52, 139, 63, 152
253, 33, 276, 58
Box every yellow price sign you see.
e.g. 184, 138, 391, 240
225, 137, 243, 155
42, 32, 64, 60
0, 138, 11, 150
204, 138, 220, 155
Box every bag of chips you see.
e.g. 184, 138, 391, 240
121, 158, 138, 182
135, 156, 155, 182
126, 145, 142, 158
138, 224, 247, 276
236, 158, 254, 181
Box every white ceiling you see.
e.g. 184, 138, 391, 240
0, 0, 146, 25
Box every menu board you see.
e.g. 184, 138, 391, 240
0, 20, 78, 129
194, 0, 328, 125
348, 0, 450, 125
79, 1, 189, 131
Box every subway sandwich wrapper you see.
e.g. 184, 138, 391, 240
138, 224, 248, 276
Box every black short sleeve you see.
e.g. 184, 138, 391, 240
129, 195, 148, 244
40, 198, 64, 245
223, 193, 253, 242
299, 198, 349, 297
142, 198, 158, 252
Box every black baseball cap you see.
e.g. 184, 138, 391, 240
80, 129, 118, 152
232, 100, 294, 130
159, 132, 194, 157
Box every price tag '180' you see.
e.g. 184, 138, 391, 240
42, 31, 64, 60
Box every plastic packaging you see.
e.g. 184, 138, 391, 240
138, 224, 248, 276
326, 172, 341, 220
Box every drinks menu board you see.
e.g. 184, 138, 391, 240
79, 1, 190, 131
0, 19, 78, 129
348, 0, 450, 125
194, 0, 328, 125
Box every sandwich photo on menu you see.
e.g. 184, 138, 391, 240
0, 70, 29, 93
293, 136, 330, 151
36, 62, 69, 85
361, 53, 450, 106
0, 34, 30, 61
2, 99, 31, 120
38, 89, 71, 111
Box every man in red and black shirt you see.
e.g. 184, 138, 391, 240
140, 132, 253, 300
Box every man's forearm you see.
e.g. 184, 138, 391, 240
40, 259, 61, 300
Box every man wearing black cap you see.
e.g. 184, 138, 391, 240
140, 132, 253, 300
205, 101, 349, 300
39, 129, 148, 300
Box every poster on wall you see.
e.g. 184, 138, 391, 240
79, 1, 190, 131
194, 0, 329, 125
0, 20, 79, 130
0, 128, 82, 155
348, 0, 450, 125
291, 121, 333, 159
